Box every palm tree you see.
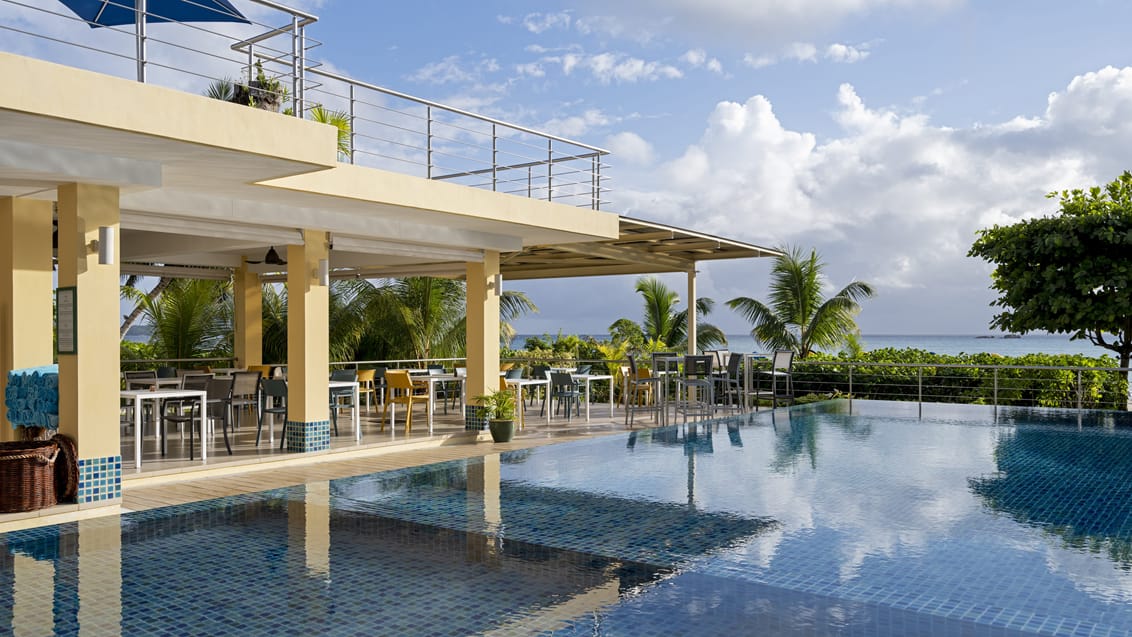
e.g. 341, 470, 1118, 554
124, 279, 232, 360
309, 104, 352, 161
611, 276, 725, 351
727, 246, 875, 359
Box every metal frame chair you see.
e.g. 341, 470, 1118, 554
624, 355, 664, 427
754, 349, 795, 408
381, 370, 429, 434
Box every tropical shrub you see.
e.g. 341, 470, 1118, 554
789, 348, 1127, 409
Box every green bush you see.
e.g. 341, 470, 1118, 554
791, 348, 1127, 410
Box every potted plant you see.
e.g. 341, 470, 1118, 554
474, 388, 517, 443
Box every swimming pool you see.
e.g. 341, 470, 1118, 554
3, 399, 1132, 635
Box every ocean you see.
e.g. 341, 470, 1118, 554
512, 333, 1117, 359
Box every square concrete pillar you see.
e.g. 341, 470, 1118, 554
464, 251, 500, 430
285, 231, 330, 452
57, 183, 121, 505
233, 261, 263, 369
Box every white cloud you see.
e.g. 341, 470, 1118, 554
557, 52, 683, 84
745, 41, 868, 68
826, 42, 870, 63
605, 131, 655, 165
610, 67, 1132, 332
541, 109, 612, 138
408, 55, 500, 85
515, 62, 546, 78
680, 48, 725, 74
522, 12, 573, 34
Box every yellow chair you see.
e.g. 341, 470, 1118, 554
357, 368, 376, 411
381, 370, 429, 434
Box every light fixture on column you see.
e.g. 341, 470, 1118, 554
318, 258, 329, 287
492, 273, 503, 297
89, 226, 115, 265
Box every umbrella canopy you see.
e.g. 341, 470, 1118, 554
57, 0, 249, 28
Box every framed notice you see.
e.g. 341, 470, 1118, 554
57, 286, 76, 355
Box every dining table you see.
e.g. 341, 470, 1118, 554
123, 376, 182, 390
121, 388, 207, 469
571, 373, 615, 421
416, 373, 466, 435
504, 377, 550, 428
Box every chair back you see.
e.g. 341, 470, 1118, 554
156, 366, 178, 378
505, 368, 524, 380
330, 369, 357, 382
357, 368, 376, 384
726, 352, 742, 379
206, 377, 234, 403
231, 371, 262, 397
651, 352, 679, 375
455, 367, 466, 378
427, 364, 445, 373
181, 373, 211, 391
529, 364, 550, 380
124, 370, 157, 381
549, 371, 575, 392
385, 370, 415, 392
261, 378, 287, 399
771, 350, 794, 373
683, 355, 713, 379
574, 363, 592, 375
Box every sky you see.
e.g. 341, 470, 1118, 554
6, 1, 1132, 337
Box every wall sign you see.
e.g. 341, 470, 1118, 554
57, 286, 76, 355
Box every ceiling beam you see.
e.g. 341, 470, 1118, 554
553, 241, 688, 269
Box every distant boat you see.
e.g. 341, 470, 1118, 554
975, 335, 995, 339
1003, 334, 1022, 339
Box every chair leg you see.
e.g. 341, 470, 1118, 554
221, 411, 232, 455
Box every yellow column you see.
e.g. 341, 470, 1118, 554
77, 517, 122, 636
465, 251, 500, 429
57, 183, 121, 504
285, 231, 330, 451
233, 261, 263, 368
687, 267, 697, 355
466, 453, 501, 564
0, 198, 54, 441
12, 553, 55, 636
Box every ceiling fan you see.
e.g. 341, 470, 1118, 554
245, 246, 287, 265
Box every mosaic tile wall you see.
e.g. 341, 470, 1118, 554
464, 405, 489, 431
77, 455, 121, 503
285, 420, 330, 452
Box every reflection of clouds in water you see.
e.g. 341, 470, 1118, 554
1044, 543, 1132, 603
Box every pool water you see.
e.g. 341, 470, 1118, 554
4, 400, 1132, 635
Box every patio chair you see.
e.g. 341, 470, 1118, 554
357, 368, 377, 411
381, 370, 429, 434
256, 378, 287, 448
715, 352, 744, 411
624, 355, 664, 427
156, 366, 178, 379
229, 370, 262, 431
527, 364, 550, 410
674, 355, 715, 423
754, 349, 795, 408
329, 369, 357, 436
157, 373, 211, 458
545, 371, 581, 420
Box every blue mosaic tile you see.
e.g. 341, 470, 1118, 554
284, 419, 330, 452
76, 455, 121, 503
464, 404, 489, 431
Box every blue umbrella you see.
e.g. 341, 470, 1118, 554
55, 0, 251, 81
57, 0, 249, 27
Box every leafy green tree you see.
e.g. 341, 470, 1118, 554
610, 276, 725, 352
969, 171, 1132, 374
727, 246, 875, 359
124, 279, 232, 360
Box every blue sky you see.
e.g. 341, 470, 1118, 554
8, 1, 1132, 338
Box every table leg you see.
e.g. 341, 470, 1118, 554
427, 380, 435, 435
608, 378, 614, 418
354, 385, 361, 441
585, 379, 592, 422
545, 384, 551, 425
133, 397, 142, 470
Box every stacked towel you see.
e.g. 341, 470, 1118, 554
5, 365, 60, 430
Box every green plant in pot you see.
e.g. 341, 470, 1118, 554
475, 388, 517, 443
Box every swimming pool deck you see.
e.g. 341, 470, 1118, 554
0, 401, 685, 533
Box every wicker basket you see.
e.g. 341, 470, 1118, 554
0, 440, 59, 513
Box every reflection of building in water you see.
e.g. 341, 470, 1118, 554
1, 455, 777, 636
969, 425, 1132, 568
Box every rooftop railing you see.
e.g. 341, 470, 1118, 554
0, 0, 609, 209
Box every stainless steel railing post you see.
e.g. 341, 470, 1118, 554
348, 84, 355, 163
492, 124, 498, 191
918, 367, 922, 418
426, 106, 433, 179
135, 0, 147, 82
547, 139, 553, 201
